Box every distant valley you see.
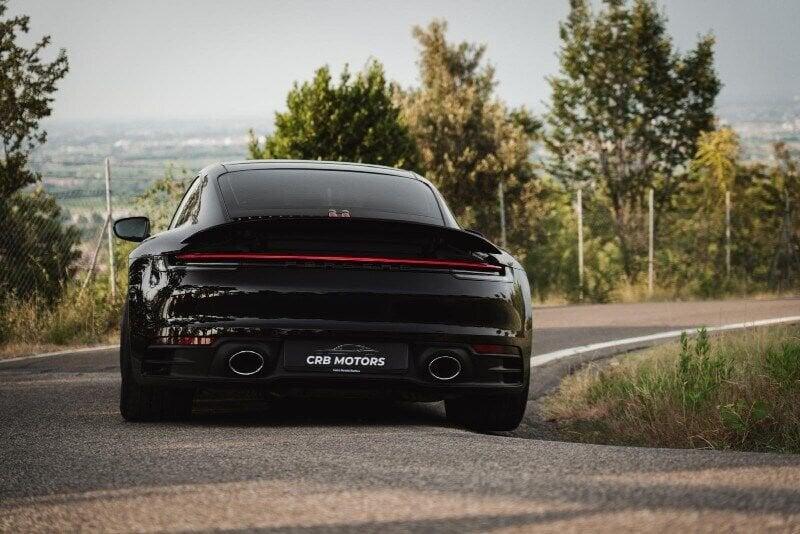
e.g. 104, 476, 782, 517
32, 100, 800, 203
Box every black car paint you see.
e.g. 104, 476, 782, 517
123, 161, 532, 399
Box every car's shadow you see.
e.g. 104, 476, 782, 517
184, 393, 557, 440
187, 392, 449, 429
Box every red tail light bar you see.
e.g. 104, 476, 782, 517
175, 252, 502, 272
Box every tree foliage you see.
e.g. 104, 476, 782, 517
0, 188, 79, 302
0, 0, 73, 301
399, 20, 540, 241
249, 61, 417, 169
0, 1, 68, 196
693, 127, 739, 193
546, 0, 720, 280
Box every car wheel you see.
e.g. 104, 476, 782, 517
445, 389, 528, 432
119, 301, 193, 422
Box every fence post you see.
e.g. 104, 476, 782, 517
498, 181, 506, 249
648, 188, 654, 297
577, 188, 584, 302
104, 157, 117, 300
725, 190, 731, 277
786, 194, 792, 263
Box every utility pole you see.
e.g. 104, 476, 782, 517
80, 217, 109, 294
577, 188, 584, 301
498, 181, 506, 249
648, 188, 654, 297
725, 190, 731, 277
104, 157, 117, 300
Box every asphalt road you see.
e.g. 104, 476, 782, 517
1, 298, 799, 532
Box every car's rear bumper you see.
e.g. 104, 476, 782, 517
129, 326, 530, 399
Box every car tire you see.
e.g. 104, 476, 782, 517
119, 301, 193, 422
445, 389, 528, 432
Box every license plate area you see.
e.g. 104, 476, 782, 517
283, 340, 409, 374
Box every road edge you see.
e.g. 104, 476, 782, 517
0, 344, 119, 364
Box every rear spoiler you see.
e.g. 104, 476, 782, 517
181, 217, 503, 256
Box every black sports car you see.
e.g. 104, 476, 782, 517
113, 160, 532, 430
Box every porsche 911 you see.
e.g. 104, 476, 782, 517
113, 160, 532, 430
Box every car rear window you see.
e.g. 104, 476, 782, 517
217, 169, 444, 224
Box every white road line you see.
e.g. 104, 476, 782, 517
531, 315, 800, 367
0, 344, 118, 364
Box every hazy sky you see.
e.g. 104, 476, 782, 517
14, 0, 800, 121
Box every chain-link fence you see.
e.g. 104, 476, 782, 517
54, 189, 121, 294
525, 184, 799, 302
0, 159, 139, 304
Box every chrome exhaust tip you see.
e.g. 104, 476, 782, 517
228, 350, 265, 376
427, 355, 462, 381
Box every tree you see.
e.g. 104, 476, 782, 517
546, 0, 720, 280
249, 60, 417, 169
693, 127, 739, 193
659, 128, 739, 296
0, 1, 73, 301
399, 20, 540, 241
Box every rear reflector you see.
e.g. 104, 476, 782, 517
471, 344, 520, 355
175, 252, 502, 272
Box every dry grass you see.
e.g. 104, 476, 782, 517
534, 284, 797, 306
543, 324, 800, 453
609, 280, 797, 304
610, 281, 676, 303
534, 294, 571, 307
0, 284, 122, 359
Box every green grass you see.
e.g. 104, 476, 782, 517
542, 325, 800, 453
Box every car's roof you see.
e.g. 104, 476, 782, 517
204, 159, 458, 228
218, 159, 419, 180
